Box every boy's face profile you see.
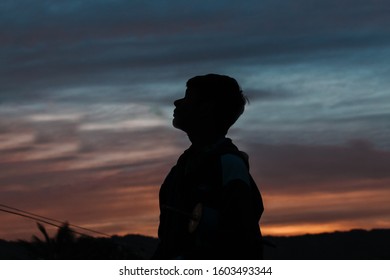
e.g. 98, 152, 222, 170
173, 87, 213, 134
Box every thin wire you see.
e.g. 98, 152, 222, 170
0, 203, 111, 237
0, 208, 91, 238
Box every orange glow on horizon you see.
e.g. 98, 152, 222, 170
261, 223, 372, 237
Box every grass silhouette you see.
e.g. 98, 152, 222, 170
16, 222, 145, 259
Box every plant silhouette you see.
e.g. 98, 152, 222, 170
20, 222, 142, 259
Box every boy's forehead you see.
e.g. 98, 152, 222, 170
185, 87, 217, 105
185, 87, 198, 94
185, 87, 202, 99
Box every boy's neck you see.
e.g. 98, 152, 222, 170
188, 132, 226, 148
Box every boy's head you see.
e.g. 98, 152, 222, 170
173, 74, 247, 136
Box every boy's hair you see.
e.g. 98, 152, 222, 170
186, 74, 247, 134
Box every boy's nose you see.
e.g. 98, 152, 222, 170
174, 98, 183, 107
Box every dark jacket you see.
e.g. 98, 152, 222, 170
154, 138, 263, 259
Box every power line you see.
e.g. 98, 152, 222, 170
0, 203, 111, 238
0, 208, 91, 238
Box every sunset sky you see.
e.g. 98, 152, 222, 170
1, 0, 390, 241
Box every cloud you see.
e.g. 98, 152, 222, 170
261, 185, 390, 235
2, 111, 390, 239
245, 141, 390, 193
1, 0, 390, 239
0, 103, 181, 239
2, 0, 390, 104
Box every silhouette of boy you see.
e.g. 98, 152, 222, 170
154, 74, 263, 259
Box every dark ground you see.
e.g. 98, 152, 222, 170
1, 228, 389, 260
263, 229, 390, 260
